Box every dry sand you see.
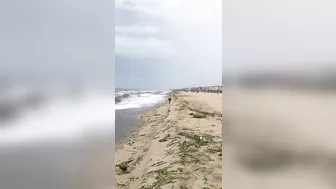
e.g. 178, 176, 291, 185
115, 92, 222, 189
222, 87, 336, 189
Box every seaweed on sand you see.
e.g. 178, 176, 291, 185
177, 132, 216, 165
140, 167, 179, 189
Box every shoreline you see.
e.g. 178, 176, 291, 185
115, 100, 168, 148
115, 93, 169, 146
115, 107, 148, 145
115, 91, 222, 189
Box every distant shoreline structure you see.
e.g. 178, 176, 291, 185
174, 85, 222, 93
222, 70, 336, 91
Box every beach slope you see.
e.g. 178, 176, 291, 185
115, 92, 222, 189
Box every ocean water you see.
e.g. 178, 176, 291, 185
0, 85, 169, 144
115, 90, 169, 110
0, 84, 114, 189
0, 85, 114, 144
0, 85, 169, 189
115, 89, 169, 143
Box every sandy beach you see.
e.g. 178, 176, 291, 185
222, 87, 336, 189
115, 92, 222, 189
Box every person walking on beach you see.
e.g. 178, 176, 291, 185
168, 97, 172, 104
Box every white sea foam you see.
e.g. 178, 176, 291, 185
0, 88, 114, 145
115, 90, 169, 110
0, 86, 169, 144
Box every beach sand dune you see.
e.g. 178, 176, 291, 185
115, 92, 222, 189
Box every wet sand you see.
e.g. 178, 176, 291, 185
115, 92, 222, 189
0, 131, 114, 189
222, 87, 336, 189
115, 108, 144, 144
115, 105, 163, 144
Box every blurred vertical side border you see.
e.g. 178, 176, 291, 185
0, 0, 115, 189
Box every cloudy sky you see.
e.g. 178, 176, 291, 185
0, 0, 114, 86
115, 0, 222, 90
1, 0, 221, 89
3, 0, 336, 88
223, 0, 336, 76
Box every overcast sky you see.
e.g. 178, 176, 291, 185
223, 0, 336, 77
0, 0, 114, 86
115, 0, 222, 90
2, 0, 336, 88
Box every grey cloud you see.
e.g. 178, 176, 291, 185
116, 0, 222, 89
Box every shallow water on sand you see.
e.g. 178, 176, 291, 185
115, 106, 154, 144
